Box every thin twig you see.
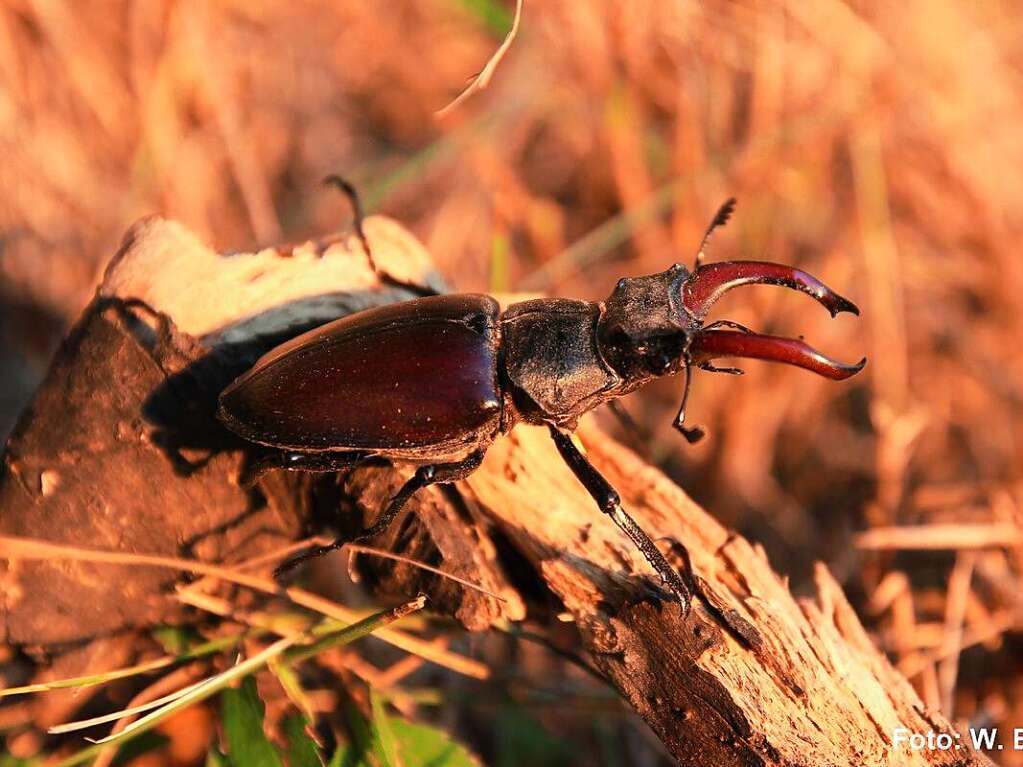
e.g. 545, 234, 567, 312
938, 552, 975, 716
436, 0, 523, 117
346, 543, 507, 603
89, 665, 207, 767
0, 633, 242, 698
48, 668, 210, 734
855, 523, 1023, 551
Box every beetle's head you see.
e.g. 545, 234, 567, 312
597, 264, 693, 381
597, 256, 865, 442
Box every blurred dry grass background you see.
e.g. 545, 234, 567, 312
2, 0, 1023, 763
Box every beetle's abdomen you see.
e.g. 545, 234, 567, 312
219, 294, 502, 453
500, 298, 620, 426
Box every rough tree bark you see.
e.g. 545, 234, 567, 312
0, 215, 991, 766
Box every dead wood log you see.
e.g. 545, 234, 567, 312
0, 215, 991, 766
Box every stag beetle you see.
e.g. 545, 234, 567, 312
218, 184, 864, 614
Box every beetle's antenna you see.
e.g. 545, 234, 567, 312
694, 197, 737, 269
672, 364, 705, 443
324, 174, 372, 261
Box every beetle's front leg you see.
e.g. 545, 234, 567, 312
547, 426, 695, 614
273, 449, 486, 578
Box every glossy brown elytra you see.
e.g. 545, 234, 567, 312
218, 190, 865, 615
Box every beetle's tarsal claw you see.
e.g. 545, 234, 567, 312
675, 423, 706, 444
672, 364, 705, 443
691, 330, 866, 381
683, 261, 860, 320
699, 362, 745, 375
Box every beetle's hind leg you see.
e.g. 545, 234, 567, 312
323, 175, 372, 264
356, 449, 486, 540
240, 449, 367, 487
273, 450, 486, 578
323, 174, 441, 297
548, 426, 695, 614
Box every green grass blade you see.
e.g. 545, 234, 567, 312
48, 676, 214, 735
206, 747, 230, 767
0, 632, 244, 698
268, 657, 316, 723
283, 713, 322, 767
53, 598, 424, 767
281, 596, 425, 667
221, 676, 284, 767
369, 690, 399, 767
488, 232, 510, 294
455, 0, 513, 36
390, 719, 481, 767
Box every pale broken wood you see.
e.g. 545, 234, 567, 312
468, 426, 995, 765
0, 215, 991, 766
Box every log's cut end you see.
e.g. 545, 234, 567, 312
0, 214, 992, 766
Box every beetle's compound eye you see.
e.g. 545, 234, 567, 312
606, 326, 630, 354
648, 352, 673, 374
636, 335, 686, 376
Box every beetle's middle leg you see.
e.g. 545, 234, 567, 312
548, 425, 695, 614
273, 449, 486, 578
355, 448, 487, 543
